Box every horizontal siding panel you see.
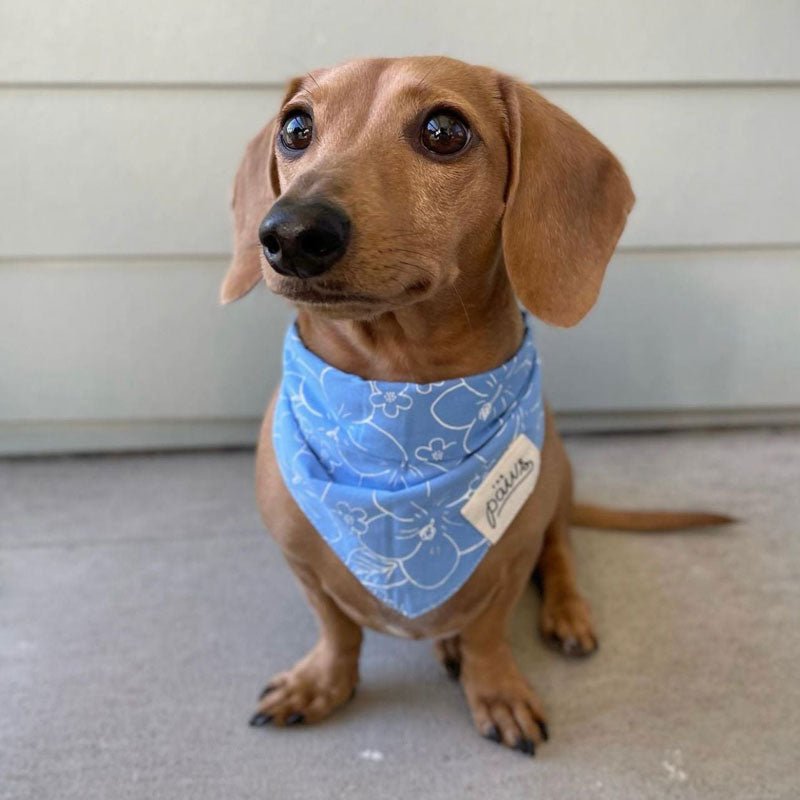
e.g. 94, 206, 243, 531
547, 86, 800, 249
2, 86, 799, 257
538, 249, 800, 410
0, 259, 291, 421
1, 250, 798, 426
2, 1, 799, 84
0, 88, 277, 258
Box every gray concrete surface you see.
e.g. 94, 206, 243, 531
1, 429, 798, 799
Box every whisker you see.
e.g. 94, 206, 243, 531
378, 232, 431, 242
450, 282, 473, 332
381, 247, 433, 259
375, 253, 437, 270
390, 260, 438, 280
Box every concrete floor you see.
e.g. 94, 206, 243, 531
1, 429, 798, 799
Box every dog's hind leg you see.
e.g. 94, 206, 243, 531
533, 457, 598, 657
434, 635, 463, 680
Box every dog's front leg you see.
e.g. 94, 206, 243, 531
456, 564, 549, 755
249, 560, 362, 728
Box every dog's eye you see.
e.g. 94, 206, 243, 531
280, 112, 313, 151
420, 111, 470, 156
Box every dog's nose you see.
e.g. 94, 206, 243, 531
259, 199, 351, 279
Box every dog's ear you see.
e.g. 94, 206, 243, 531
499, 77, 635, 327
219, 118, 280, 304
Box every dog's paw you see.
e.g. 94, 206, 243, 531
248, 645, 358, 728
539, 592, 598, 657
461, 656, 548, 755
433, 635, 462, 680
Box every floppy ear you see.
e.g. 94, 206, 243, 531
219, 118, 280, 304
500, 77, 635, 327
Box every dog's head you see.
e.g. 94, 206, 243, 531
221, 57, 634, 327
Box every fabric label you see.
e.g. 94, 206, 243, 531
460, 434, 541, 544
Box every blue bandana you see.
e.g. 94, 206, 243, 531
272, 314, 545, 618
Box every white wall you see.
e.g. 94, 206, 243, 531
1, 1, 799, 454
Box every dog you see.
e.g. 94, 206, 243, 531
220, 56, 731, 755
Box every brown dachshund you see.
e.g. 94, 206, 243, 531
221, 56, 731, 755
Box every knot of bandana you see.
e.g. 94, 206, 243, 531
272, 314, 545, 618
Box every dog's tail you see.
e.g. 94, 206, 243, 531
570, 502, 736, 532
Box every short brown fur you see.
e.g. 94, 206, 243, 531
222, 57, 731, 753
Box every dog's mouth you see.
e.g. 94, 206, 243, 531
275, 277, 432, 308
278, 283, 379, 306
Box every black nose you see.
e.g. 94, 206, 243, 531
258, 199, 351, 279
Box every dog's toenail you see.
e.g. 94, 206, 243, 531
286, 713, 305, 726
538, 721, 549, 741
444, 658, 461, 680
259, 684, 277, 700
562, 636, 580, 654
483, 725, 502, 743
515, 737, 535, 756
249, 712, 273, 727
514, 738, 536, 756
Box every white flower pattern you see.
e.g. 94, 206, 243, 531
272, 313, 544, 618
414, 436, 456, 469
369, 384, 413, 418
334, 501, 368, 535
